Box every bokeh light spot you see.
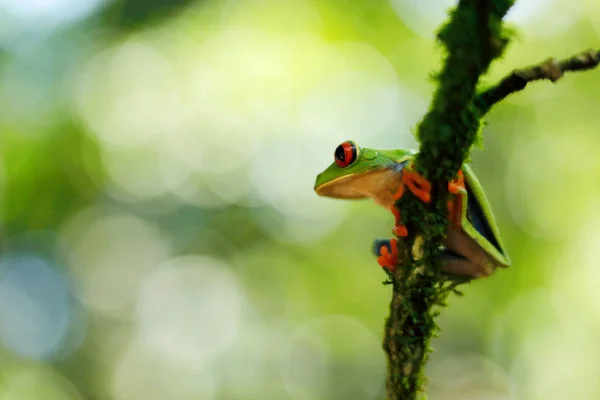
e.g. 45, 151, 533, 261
0, 254, 84, 360
390, 0, 456, 39
136, 255, 246, 366
504, 0, 585, 39
300, 43, 403, 141
101, 144, 190, 203
506, 133, 600, 241
1, 0, 107, 38
111, 338, 218, 400
62, 208, 170, 317
554, 205, 600, 320
282, 315, 385, 400
392, 0, 583, 40
75, 37, 184, 148
492, 291, 598, 399
427, 352, 513, 400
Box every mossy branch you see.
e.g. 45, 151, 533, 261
415, 0, 513, 182
380, 1, 600, 398
475, 48, 600, 115
384, 1, 514, 399
383, 1, 600, 399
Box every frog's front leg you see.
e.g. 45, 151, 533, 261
390, 206, 408, 237
402, 166, 432, 203
390, 163, 433, 237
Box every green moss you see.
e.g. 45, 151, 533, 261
416, 0, 513, 182
384, 1, 515, 399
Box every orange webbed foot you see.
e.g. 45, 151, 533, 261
402, 165, 432, 203
393, 224, 408, 237
377, 238, 398, 272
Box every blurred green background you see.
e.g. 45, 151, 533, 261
1, 0, 600, 399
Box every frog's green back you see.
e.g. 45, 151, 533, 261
377, 148, 417, 162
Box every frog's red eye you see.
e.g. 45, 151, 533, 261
334, 141, 357, 168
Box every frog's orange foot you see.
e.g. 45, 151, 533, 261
403, 167, 431, 203
448, 170, 465, 195
393, 224, 408, 237
374, 238, 399, 272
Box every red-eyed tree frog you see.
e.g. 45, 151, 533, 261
314, 140, 510, 278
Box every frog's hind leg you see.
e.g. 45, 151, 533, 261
439, 249, 480, 278
440, 253, 490, 278
440, 229, 495, 278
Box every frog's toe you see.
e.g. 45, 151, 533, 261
372, 239, 393, 256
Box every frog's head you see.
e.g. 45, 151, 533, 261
314, 141, 414, 208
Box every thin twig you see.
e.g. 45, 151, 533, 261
476, 48, 600, 115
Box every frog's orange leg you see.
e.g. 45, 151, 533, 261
391, 208, 408, 237
391, 185, 408, 237
447, 170, 465, 228
403, 167, 432, 203
391, 165, 433, 236
390, 167, 465, 241
377, 238, 398, 272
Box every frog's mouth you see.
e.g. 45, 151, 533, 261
314, 174, 368, 199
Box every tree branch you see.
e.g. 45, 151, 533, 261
382, 1, 600, 398
475, 48, 600, 115
384, 1, 515, 399
415, 0, 513, 182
